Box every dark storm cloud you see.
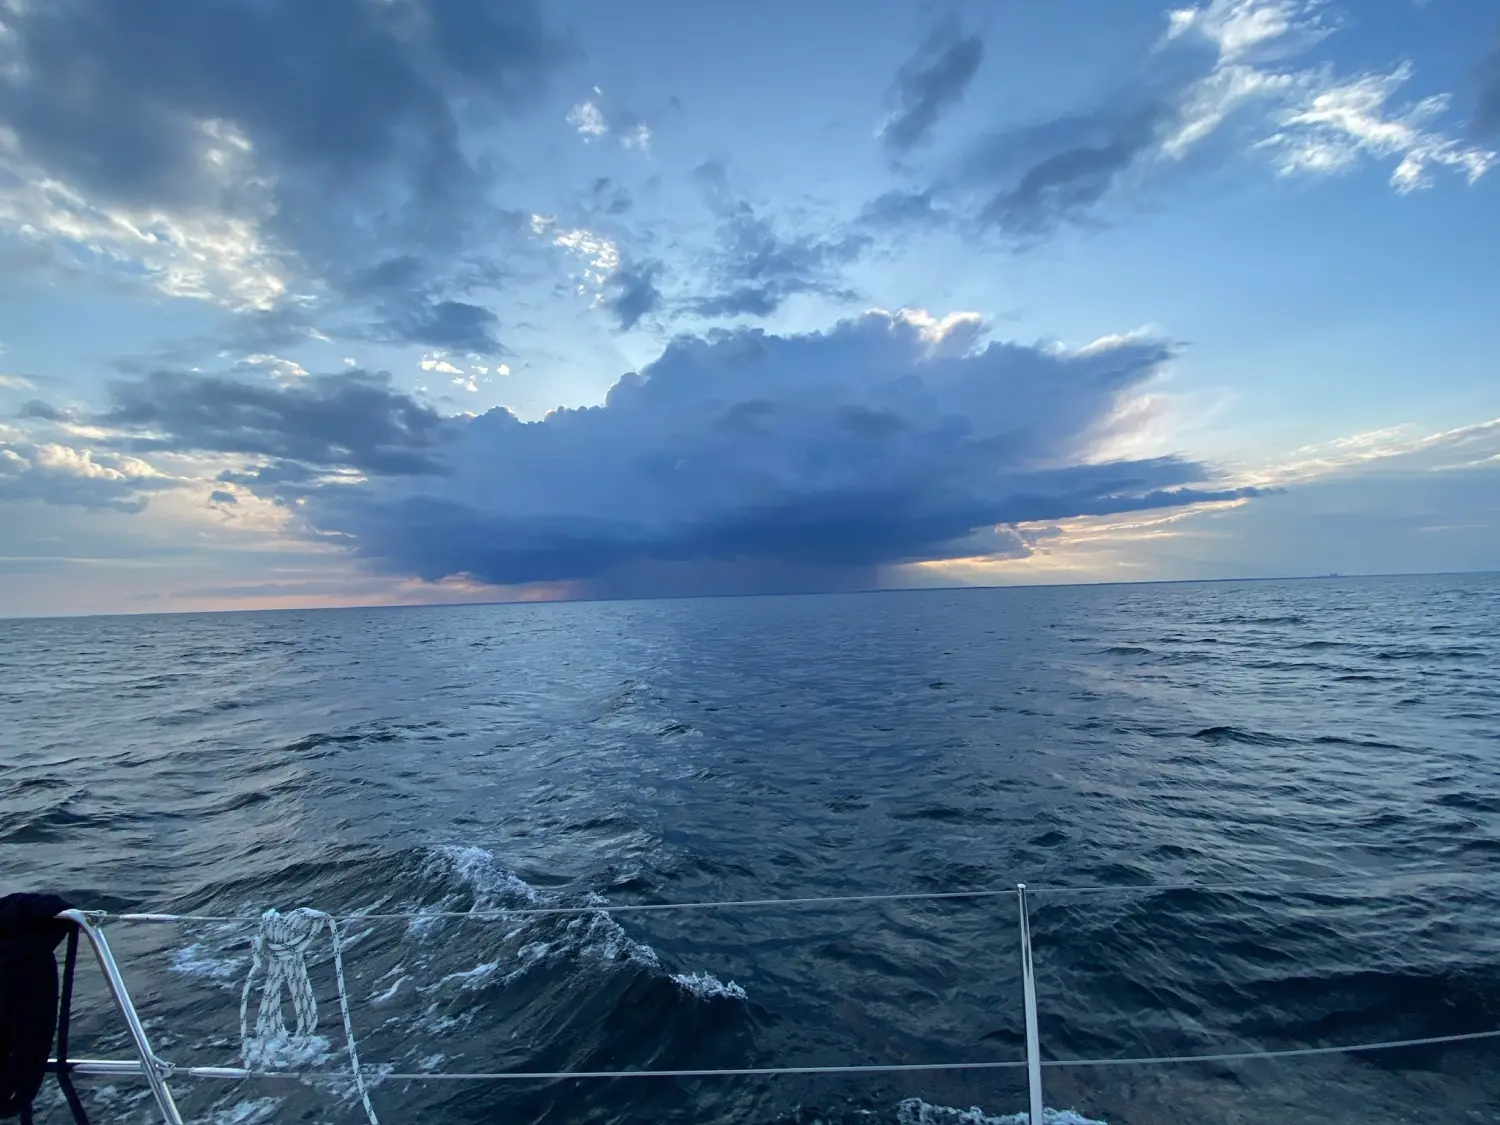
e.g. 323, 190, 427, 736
688, 161, 870, 318
188, 311, 1258, 591
0, 0, 569, 338
100, 369, 454, 476
879, 19, 984, 154
604, 262, 663, 331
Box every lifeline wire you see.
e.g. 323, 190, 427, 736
107, 865, 1499, 926
152, 1026, 1500, 1084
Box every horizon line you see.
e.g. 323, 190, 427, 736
2, 567, 1496, 624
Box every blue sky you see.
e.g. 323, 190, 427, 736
0, 0, 1497, 616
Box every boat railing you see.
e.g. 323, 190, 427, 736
45, 867, 1500, 1125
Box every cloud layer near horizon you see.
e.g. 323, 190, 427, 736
46, 311, 1262, 594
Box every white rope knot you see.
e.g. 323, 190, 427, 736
251, 908, 323, 1043
239, 906, 380, 1124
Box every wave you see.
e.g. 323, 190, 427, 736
1191, 725, 1293, 747
1210, 614, 1307, 626
671, 970, 748, 1000
209, 1099, 281, 1125
1311, 735, 1402, 750
169, 844, 750, 1012
898, 1100, 1107, 1125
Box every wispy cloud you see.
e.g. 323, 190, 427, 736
879, 19, 984, 154
909, 0, 1495, 242
688, 161, 870, 317
1169, 0, 1494, 187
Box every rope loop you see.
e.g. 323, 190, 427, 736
238, 907, 379, 1124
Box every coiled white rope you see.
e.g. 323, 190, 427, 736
239, 908, 379, 1125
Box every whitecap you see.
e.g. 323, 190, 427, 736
671, 970, 748, 1000
897, 1099, 1107, 1125
241, 1032, 332, 1071
434, 961, 500, 990
209, 1098, 282, 1125
369, 974, 408, 1004
169, 942, 245, 982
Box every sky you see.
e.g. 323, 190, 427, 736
1, 0, 1498, 617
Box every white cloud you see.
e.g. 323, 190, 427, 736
1175, 0, 1328, 62
0, 121, 287, 310
0, 372, 34, 390
551, 226, 621, 300
1258, 65, 1495, 191
1250, 417, 1500, 484
620, 123, 652, 152
1164, 62, 1294, 156
870, 307, 987, 357
1160, 0, 1495, 190
420, 352, 464, 375
1166, 7, 1201, 40
0, 439, 182, 511
238, 353, 308, 381
567, 100, 609, 139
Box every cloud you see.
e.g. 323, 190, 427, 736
1167, 1, 1494, 186
904, 0, 1494, 242
98, 368, 454, 477
0, 441, 179, 512
967, 106, 1168, 240
619, 122, 653, 152
1165, 0, 1331, 61
689, 161, 870, 317
380, 299, 504, 355
603, 261, 663, 330
588, 177, 635, 216
17, 399, 72, 422
1249, 416, 1500, 485
879, 19, 984, 154
1256, 64, 1495, 191
0, 0, 567, 329
1477, 29, 1500, 137
567, 100, 609, 139
235, 354, 308, 382
564, 93, 651, 151
95, 310, 1254, 593
859, 189, 955, 230
549, 224, 621, 285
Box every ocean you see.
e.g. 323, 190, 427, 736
2, 573, 1499, 1125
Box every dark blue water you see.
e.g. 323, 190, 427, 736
3, 574, 1500, 1125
